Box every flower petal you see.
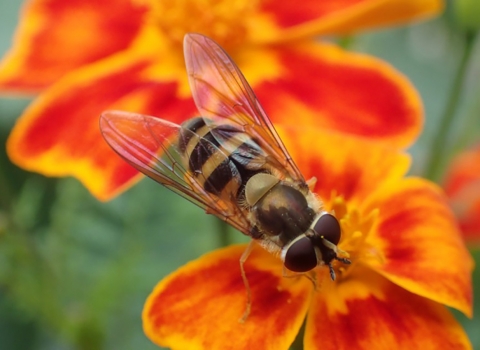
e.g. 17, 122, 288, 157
275, 126, 411, 207
250, 42, 423, 148
6, 51, 196, 201
143, 244, 312, 350
0, 0, 147, 92
274, 126, 472, 316
444, 145, 480, 244
6, 39, 421, 200
259, 0, 443, 41
305, 267, 471, 350
364, 177, 473, 317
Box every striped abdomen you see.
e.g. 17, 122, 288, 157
178, 117, 265, 200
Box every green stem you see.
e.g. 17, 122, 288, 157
338, 35, 354, 49
453, 79, 480, 153
289, 319, 306, 350
423, 31, 477, 182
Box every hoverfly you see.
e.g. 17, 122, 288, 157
100, 33, 350, 321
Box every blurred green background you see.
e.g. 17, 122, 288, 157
0, 1, 479, 349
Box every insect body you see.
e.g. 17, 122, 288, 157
178, 116, 266, 202
100, 33, 350, 318
176, 111, 350, 276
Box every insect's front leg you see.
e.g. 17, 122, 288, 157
238, 240, 255, 323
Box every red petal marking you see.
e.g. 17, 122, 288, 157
257, 0, 443, 39
274, 126, 410, 206
7, 56, 196, 200
444, 144, 480, 195
364, 177, 473, 317
253, 42, 422, 148
143, 244, 311, 350
261, 0, 366, 27
0, 0, 148, 92
444, 145, 480, 243
305, 268, 472, 350
455, 199, 480, 244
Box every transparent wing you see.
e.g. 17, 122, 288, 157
99, 110, 252, 235
184, 33, 305, 183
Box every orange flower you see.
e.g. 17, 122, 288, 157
142, 127, 473, 350
0, 0, 441, 200
444, 144, 480, 246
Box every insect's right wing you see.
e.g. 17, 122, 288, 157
99, 110, 252, 235
184, 33, 305, 184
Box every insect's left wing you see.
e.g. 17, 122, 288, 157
99, 110, 252, 234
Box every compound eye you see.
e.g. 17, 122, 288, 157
284, 236, 317, 272
313, 213, 341, 245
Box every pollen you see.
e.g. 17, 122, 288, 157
145, 0, 259, 50
328, 193, 382, 280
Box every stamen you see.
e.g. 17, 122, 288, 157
330, 194, 348, 220
326, 193, 381, 281
146, 0, 258, 50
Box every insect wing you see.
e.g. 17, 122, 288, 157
184, 33, 305, 183
99, 110, 252, 234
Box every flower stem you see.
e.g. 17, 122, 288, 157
453, 78, 480, 153
290, 320, 306, 350
338, 35, 354, 49
423, 31, 477, 182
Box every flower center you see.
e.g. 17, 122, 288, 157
327, 193, 381, 280
146, 0, 258, 50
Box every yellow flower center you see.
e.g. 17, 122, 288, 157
145, 0, 259, 50
327, 193, 382, 281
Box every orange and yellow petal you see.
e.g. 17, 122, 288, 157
143, 244, 312, 350
444, 145, 480, 244
277, 126, 411, 208
0, 0, 444, 92
6, 37, 422, 201
305, 267, 471, 350
259, 0, 443, 42
0, 0, 148, 92
363, 177, 473, 317
276, 125, 472, 316
251, 42, 423, 149
6, 51, 196, 201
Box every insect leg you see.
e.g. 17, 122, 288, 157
307, 270, 319, 291
328, 263, 336, 281
238, 240, 255, 323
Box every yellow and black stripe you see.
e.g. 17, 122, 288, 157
178, 117, 265, 199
